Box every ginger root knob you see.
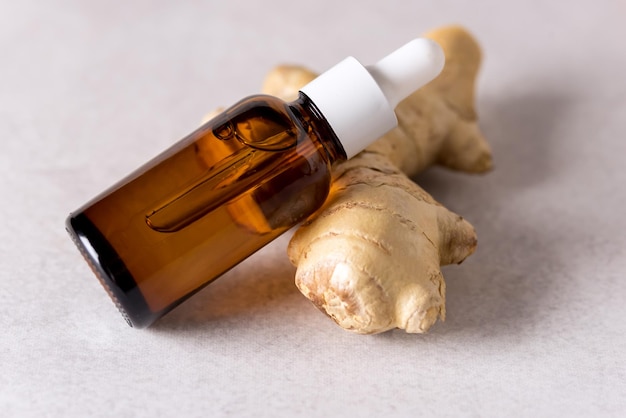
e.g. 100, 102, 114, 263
287, 154, 477, 333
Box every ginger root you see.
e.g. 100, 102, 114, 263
264, 26, 492, 333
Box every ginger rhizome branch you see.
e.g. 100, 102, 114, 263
265, 26, 492, 334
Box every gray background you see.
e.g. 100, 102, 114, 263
1, 0, 625, 416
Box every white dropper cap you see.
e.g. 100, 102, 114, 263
300, 38, 445, 159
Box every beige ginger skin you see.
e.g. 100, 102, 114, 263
206, 26, 492, 334
267, 26, 491, 334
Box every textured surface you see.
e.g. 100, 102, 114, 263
1, 1, 625, 416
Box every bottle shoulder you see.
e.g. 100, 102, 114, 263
213, 94, 300, 152
211, 93, 346, 163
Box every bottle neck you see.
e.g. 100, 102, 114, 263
289, 92, 347, 164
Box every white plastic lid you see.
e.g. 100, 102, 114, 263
300, 38, 445, 159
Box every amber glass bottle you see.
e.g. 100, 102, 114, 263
67, 93, 345, 327
67, 38, 445, 327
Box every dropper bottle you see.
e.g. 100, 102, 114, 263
66, 38, 445, 328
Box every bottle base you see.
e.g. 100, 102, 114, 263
66, 213, 158, 328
